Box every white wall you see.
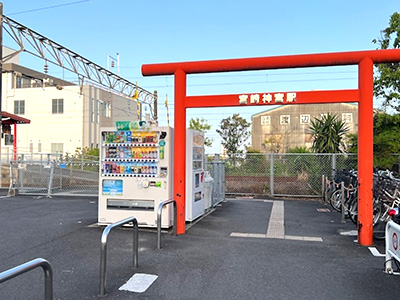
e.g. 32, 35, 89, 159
2, 69, 141, 157
4, 84, 84, 154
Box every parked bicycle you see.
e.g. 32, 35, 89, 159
324, 169, 400, 239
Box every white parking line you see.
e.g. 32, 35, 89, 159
266, 201, 285, 239
368, 247, 385, 257
230, 232, 323, 242
230, 200, 323, 242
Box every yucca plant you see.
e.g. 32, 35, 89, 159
309, 113, 349, 153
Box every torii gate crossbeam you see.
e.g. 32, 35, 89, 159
142, 49, 400, 246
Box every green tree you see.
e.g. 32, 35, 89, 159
216, 113, 250, 158
373, 12, 400, 111
264, 135, 283, 153
345, 112, 400, 169
346, 133, 358, 154
287, 146, 310, 153
309, 113, 349, 153
188, 117, 213, 147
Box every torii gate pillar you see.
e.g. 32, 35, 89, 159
358, 57, 374, 245
174, 68, 187, 231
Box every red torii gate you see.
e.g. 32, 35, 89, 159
142, 49, 400, 246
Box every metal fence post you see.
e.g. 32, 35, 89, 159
332, 154, 337, 180
270, 153, 274, 197
20, 155, 24, 189
341, 181, 346, 223
325, 179, 329, 204
47, 162, 54, 198
322, 175, 325, 202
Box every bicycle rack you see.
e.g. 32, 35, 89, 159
157, 199, 177, 249
99, 217, 138, 297
0, 258, 53, 300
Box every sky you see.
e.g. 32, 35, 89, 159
1, 0, 399, 153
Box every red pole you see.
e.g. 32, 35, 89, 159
142, 49, 400, 76
358, 57, 374, 246
13, 123, 17, 161
174, 69, 186, 234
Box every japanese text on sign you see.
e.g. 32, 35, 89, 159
280, 115, 290, 125
300, 114, 311, 124
239, 92, 296, 105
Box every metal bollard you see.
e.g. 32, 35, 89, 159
157, 199, 177, 249
99, 217, 138, 297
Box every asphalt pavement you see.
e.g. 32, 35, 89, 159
0, 195, 397, 300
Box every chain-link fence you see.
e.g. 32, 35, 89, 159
3, 154, 99, 197
222, 153, 358, 197
3, 151, 400, 198
206, 157, 225, 206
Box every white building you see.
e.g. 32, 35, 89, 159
1, 62, 140, 156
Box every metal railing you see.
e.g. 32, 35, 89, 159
157, 199, 177, 249
99, 217, 138, 297
0, 258, 53, 300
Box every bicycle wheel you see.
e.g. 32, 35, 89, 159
327, 184, 337, 200
372, 199, 383, 226
347, 198, 358, 225
373, 221, 386, 240
330, 189, 343, 212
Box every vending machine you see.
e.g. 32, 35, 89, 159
185, 129, 205, 221
98, 123, 174, 228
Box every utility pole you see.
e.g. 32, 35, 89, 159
107, 53, 120, 75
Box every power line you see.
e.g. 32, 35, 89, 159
8, 0, 95, 16
125, 70, 358, 80
142, 77, 358, 89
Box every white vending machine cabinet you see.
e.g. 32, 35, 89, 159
185, 129, 205, 221
98, 125, 174, 228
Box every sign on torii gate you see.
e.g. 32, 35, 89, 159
142, 49, 400, 246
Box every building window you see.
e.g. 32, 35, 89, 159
280, 115, 290, 125
261, 116, 271, 126
96, 100, 100, 123
51, 143, 64, 154
300, 114, 311, 124
104, 103, 112, 118
342, 113, 353, 123
90, 99, 95, 123
52, 99, 64, 114
16, 77, 22, 88
14, 100, 25, 115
